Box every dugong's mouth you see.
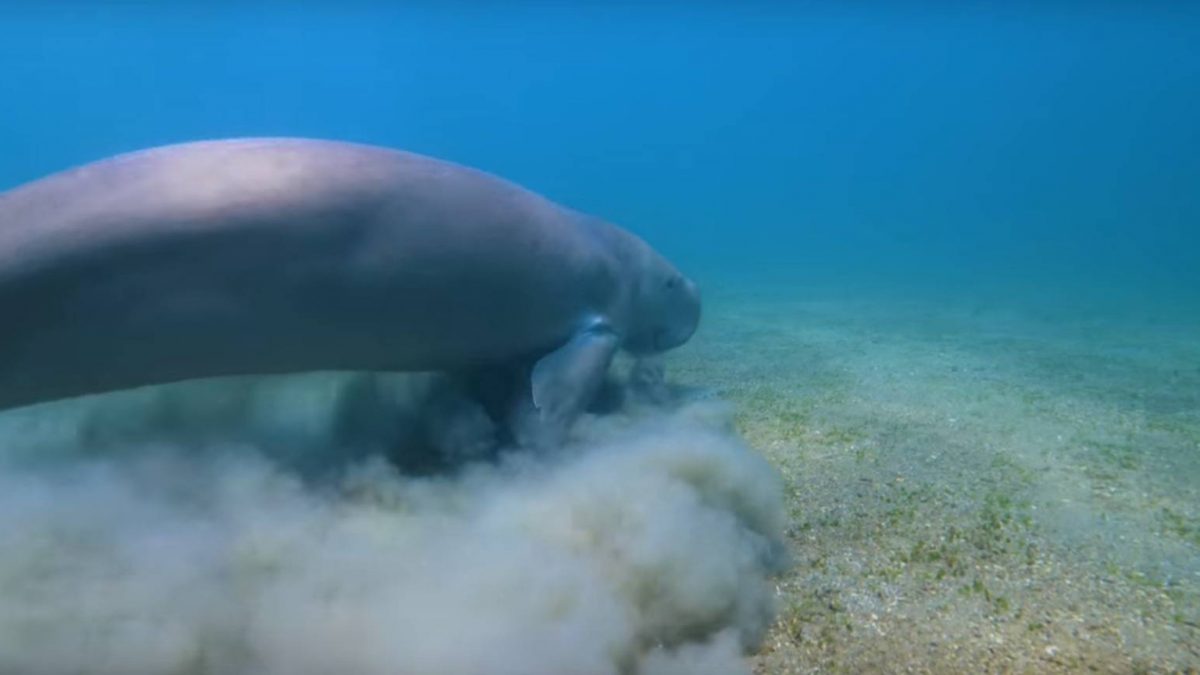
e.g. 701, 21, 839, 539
653, 323, 696, 352
653, 329, 670, 352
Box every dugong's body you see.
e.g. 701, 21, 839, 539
0, 138, 700, 444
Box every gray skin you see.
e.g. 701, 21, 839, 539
0, 138, 700, 447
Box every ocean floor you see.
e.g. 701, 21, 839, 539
676, 279, 1200, 673
0, 275, 1196, 674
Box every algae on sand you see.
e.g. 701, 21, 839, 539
676, 286, 1200, 673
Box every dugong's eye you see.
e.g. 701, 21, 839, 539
664, 277, 678, 290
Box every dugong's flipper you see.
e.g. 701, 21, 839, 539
517, 325, 619, 448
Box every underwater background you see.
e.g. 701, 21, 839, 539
3, 3, 1199, 303
1, 3, 1198, 673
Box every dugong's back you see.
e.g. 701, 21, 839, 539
0, 139, 611, 410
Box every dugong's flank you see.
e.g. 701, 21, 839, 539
0, 138, 700, 446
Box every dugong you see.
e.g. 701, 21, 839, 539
0, 138, 700, 446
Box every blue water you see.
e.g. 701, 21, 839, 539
3, 3, 1198, 307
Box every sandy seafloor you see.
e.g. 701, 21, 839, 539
0, 275, 1196, 674
677, 279, 1200, 673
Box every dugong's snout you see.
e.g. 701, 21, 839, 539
655, 276, 701, 351
625, 263, 701, 356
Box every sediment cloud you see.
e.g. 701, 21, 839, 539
0, 372, 785, 675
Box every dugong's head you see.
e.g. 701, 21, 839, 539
623, 246, 701, 356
